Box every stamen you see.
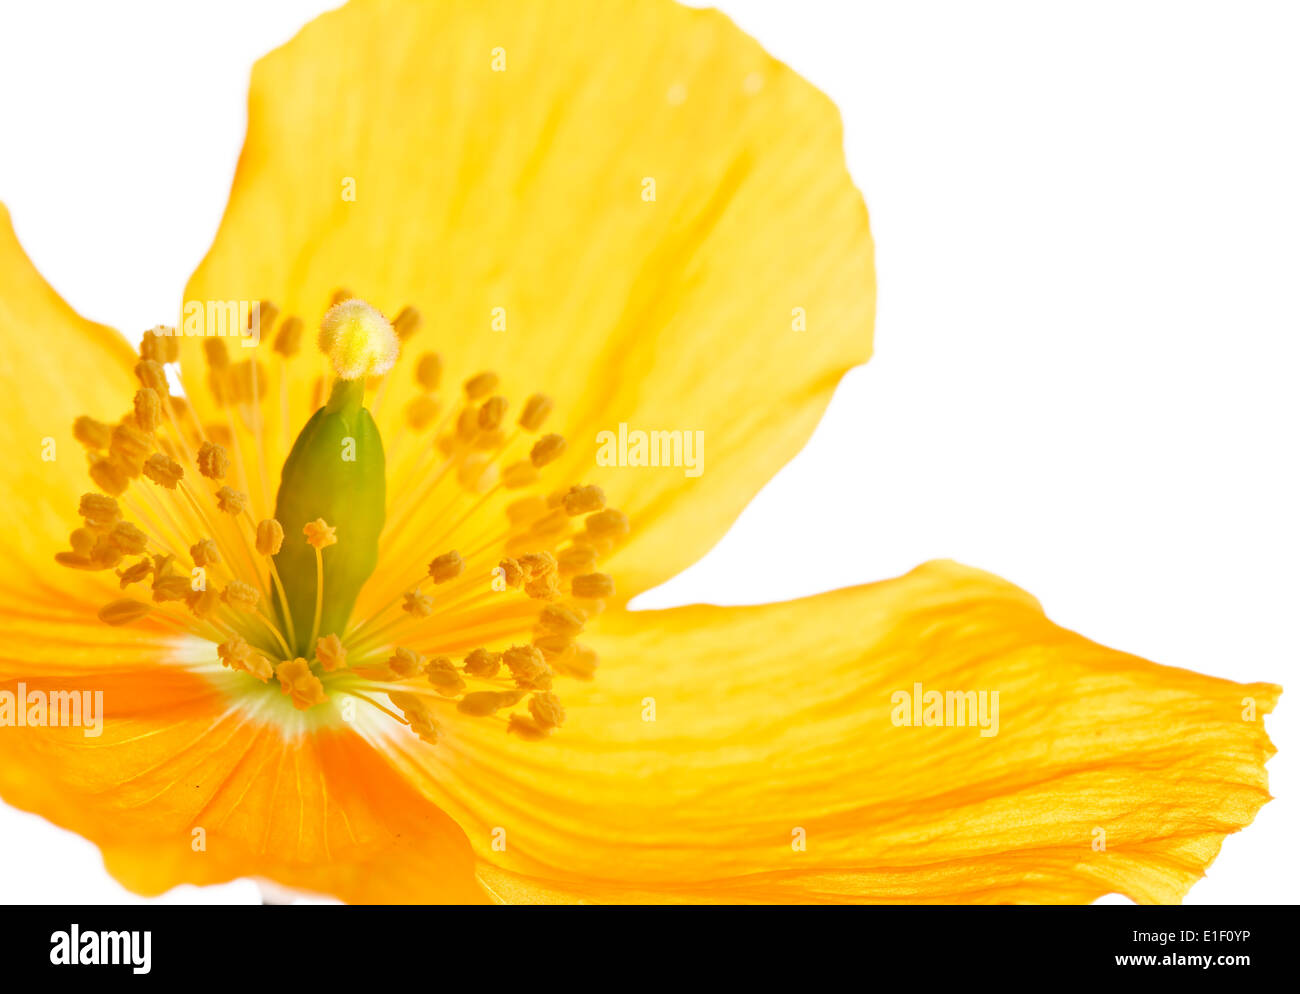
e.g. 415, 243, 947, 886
416, 353, 443, 391
388, 647, 423, 678
315, 633, 348, 671
255, 518, 285, 555
303, 518, 338, 550
425, 655, 466, 695
464, 648, 503, 678
519, 394, 554, 432
215, 486, 248, 515
275, 657, 327, 710
428, 550, 465, 584
503, 644, 553, 691
528, 691, 565, 729
572, 572, 615, 599
190, 538, 220, 567
529, 433, 567, 467
464, 371, 499, 400
402, 589, 433, 617
197, 440, 230, 480
97, 599, 151, 626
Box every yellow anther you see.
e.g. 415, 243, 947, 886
134, 358, 168, 395
533, 632, 574, 661
140, 326, 179, 364
203, 338, 230, 371
501, 460, 540, 489
392, 305, 422, 342
404, 394, 441, 430
109, 521, 148, 556
255, 518, 285, 556
505, 495, 548, 526
463, 648, 503, 678
425, 655, 466, 695
496, 558, 524, 589
222, 580, 261, 611
190, 538, 220, 567
529, 433, 566, 468
115, 556, 153, 590
54, 551, 92, 571
528, 691, 565, 729
88, 457, 129, 497
415, 352, 443, 391
568, 643, 599, 680
97, 598, 150, 627
455, 406, 480, 442
276, 658, 327, 710
557, 544, 598, 574
562, 484, 606, 516
69, 528, 96, 556
503, 644, 553, 691
519, 394, 554, 432
477, 396, 508, 431
525, 571, 562, 601
315, 633, 348, 672
73, 415, 112, 450
303, 518, 337, 549
538, 603, 586, 636
507, 713, 550, 741
472, 428, 507, 452
187, 587, 221, 619
464, 371, 499, 400
585, 507, 630, 540
273, 315, 304, 357
197, 440, 230, 480
519, 551, 557, 579
142, 452, 183, 489
110, 423, 153, 475
218, 635, 273, 682
89, 535, 123, 569
215, 486, 248, 515
132, 388, 162, 433
572, 572, 615, 599
318, 298, 400, 380
389, 691, 440, 744
253, 300, 279, 334
388, 646, 424, 679
402, 589, 434, 617
457, 691, 521, 717
428, 550, 465, 584
79, 493, 121, 530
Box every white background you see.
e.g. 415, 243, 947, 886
0, 0, 1294, 903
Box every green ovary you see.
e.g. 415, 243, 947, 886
272, 377, 386, 655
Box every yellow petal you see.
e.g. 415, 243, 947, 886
0, 203, 138, 603
380, 561, 1277, 903
0, 636, 486, 904
180, 0, 874, 599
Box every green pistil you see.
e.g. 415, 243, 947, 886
272, 378, 386, 656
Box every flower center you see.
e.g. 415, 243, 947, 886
57, 293, 628, 745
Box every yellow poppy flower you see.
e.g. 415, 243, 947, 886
0, 0, 1279, 905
